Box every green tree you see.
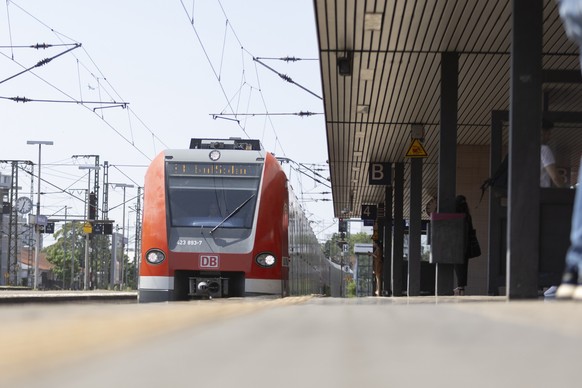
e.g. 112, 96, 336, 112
92, 234, 113, 289
123, 259, 137, 290
349, 232, 373, 254
323, 230, 372, 264
44, 223, 114, 289
44, 222, 86, 288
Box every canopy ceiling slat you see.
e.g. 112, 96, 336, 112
314, 0, 582, 220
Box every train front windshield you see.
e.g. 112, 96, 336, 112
166, 162, 262, 229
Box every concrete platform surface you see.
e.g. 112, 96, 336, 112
0, 289, 137, 303
2, 295, 581, 388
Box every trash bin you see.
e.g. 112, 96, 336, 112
430, 212, 465, 264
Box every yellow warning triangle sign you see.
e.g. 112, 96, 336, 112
405, 138, 428, 158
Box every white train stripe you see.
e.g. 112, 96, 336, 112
245, 279, 282, 294
139, 276, 281, 294
139, 276, 174, 290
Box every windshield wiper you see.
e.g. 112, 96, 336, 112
210, 194, 256, 234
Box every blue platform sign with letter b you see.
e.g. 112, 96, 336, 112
368, 162, 391, 186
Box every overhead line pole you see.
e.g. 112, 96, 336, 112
26, 140, 53, 289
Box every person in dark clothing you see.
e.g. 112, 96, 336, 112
454, 195, 474, 296
368, 240, 383, 296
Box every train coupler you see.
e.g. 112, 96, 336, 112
188, 277, 229, 298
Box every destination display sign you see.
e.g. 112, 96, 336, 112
168, 163, 262, 177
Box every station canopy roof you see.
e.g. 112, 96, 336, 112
313, 0, 582, 220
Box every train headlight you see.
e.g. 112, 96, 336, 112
146, 249, 166, 265
209, 149, 221, 161
255, 253, 276, 268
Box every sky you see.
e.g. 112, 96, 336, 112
0, 0, 341, 247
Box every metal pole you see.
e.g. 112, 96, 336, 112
27, 140, 53, 289
111, 183, 133, 289
34, 144, 41, 290
62, 206, 67, 289
120, 186, 127, 289
70, 221, 76, 289
134, 190, 141, 288
119, 186, 125, 289
110, 232, 117, 287
340, 251, 344, 297
84, 177, 90, 290
78, 165, 99, 290
125, 210, 131, 287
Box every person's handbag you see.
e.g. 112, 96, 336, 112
467, 228, 481, 258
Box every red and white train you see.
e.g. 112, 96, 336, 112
139, 138, 339, 302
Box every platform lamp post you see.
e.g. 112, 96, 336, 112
27, 140, 53, 290
79, 165, 99, 290
112, 183, 134, 289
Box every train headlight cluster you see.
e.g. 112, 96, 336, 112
255, 253, 276, 268
146, 249, 166, 265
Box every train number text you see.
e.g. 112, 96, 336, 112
176, 239, 203, 246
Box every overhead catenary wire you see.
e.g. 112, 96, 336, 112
108, 194, 141, 212
299, 198, 332, 202
0, 95, 128, 108
2, 6, 332, 241
218, 18, 229, 81
0, 42, 79, 49
5, 0, 14, 59
0, 46, 152, 160
277, 157, 331, 189
254, 56, 319, 62
3, 1, 170, 159
74, 44, 168, 150
111, 164, 141, 187
0, 160, 144, 224
76, 59, 83, 102
179, 0, 323, 158
0, 47, 153, 162
1, 3, 165, 245
252, 59, 285, 156
253, 57, 322, 100
178, 0, 251, 140
210, 111, 322, 117
17, 164, 85, 203
38, 12, 127, 110
0, 43, 81, 85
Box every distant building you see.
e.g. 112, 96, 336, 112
17, 247, 55, 288
0, 172, 54, 287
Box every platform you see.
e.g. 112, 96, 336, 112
3, 295, 582, 387
0, 289, 137, 303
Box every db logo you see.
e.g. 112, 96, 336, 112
200, 255, 219, 268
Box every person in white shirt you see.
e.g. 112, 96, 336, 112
540, 122, 566, 188
541, 121, 568, 297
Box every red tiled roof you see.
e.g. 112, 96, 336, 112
17, 248, 54, 271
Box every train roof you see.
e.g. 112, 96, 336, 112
189, 138, 262, 151
161, 139, 272, 164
